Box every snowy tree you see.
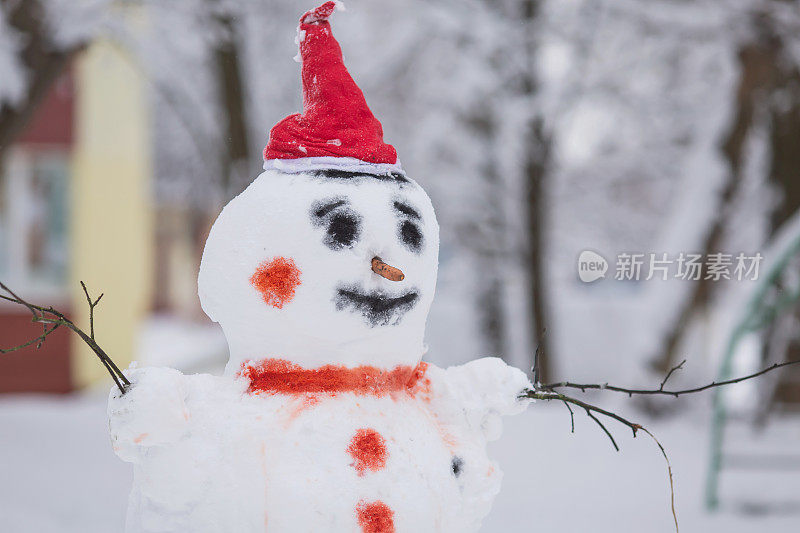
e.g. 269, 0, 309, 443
0, 0, 111, 157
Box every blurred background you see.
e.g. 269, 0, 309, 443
1, 0, 800, 531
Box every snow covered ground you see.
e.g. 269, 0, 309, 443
1, 391, 799, 532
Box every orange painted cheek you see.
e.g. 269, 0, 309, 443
250, 257, 302, 308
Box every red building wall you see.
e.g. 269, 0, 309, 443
0, 310, 72, 393
18, 69, 74, 147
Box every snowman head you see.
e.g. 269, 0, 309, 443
198, 2, 439, 373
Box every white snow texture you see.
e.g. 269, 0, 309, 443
108, 168, 532, 532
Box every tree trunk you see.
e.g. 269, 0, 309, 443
465, 110, 508, 359
520, 0, 552, 380
525, 116, 550, 379
763, 41, 800, 408
211, 6, 251, 197
0, 0, 85, 158
651, 33, 781, 374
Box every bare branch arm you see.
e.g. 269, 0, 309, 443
539, 359, 800, 397
80, 280, 104, 341
1, 281, 129, 393
521, 390, 641, 439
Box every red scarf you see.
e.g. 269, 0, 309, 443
242, 359, 429, 396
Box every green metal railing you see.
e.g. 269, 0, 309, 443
705, 222, 800, 510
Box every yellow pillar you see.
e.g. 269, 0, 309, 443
70, 40, 152, 389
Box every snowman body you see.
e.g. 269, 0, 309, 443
111, 357, 527, 533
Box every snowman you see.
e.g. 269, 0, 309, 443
108, 3, 532, 532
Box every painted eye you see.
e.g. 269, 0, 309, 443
326, 212, 360, 249
310, 198, 362, 251
400, 220, 423, 252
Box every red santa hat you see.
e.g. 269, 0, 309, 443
263, 1, 402, 175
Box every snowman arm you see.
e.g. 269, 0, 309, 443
108, 366, 190, 461
424, 357, 532, 441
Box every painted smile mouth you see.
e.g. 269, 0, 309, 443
335, 286, 419, 326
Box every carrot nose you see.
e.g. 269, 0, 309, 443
371, 257, 404, 282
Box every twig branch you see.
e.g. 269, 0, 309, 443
80, 281, 104, 341
0, 281, 129, 393
0, 281, 39, 318
522, 388, 675, 531
540, 359, 800, 398
660, 359, 686, 390
561, 400, 575, 433
586, 409, 619, 451
0, 323, 60, 353
640, 427, 678, 533
524, 390, 641, 438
